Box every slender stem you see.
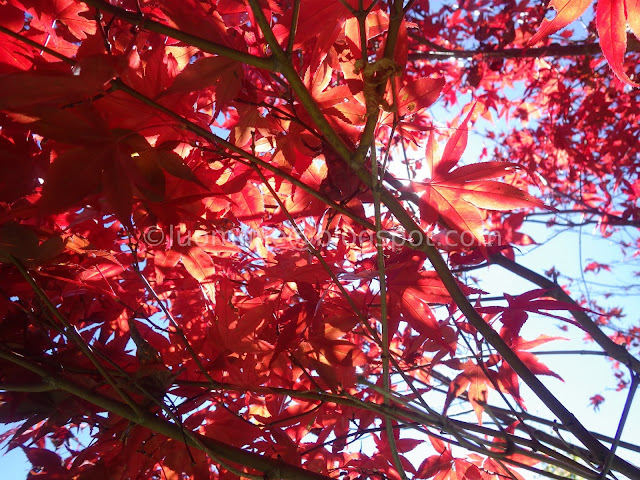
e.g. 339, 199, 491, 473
129, 252, 218, 385
0, 382, 56, 392
10, 256, 145, 420
407, 34, 640, 60
0, 347, 331, 480
286, 0, 301, 57
597, 373, 639, 479
371, 139, 406, 479
337, 0, 356, 15
246, 0, 353, 161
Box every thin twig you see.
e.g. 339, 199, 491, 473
286, 0, 301, 57
371, 139, 407, 480
597, 372, 639, 479
10, 256, 145, 421
407, 33, 640, 60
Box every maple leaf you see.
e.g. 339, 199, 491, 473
497, 335, 565, 406
415, 112, 545, 244
596, 0, 640, 86
527, 0, 592, 47
22, 0, 97, 40
477, 288, 585, 344
23, 447, 67, 477
442, 363, 496, 427
590, 393, 605, 411
416, 437, 454, 479
584, 261, 611, 273
528, 0, 639, 85
178, 245, 216, 303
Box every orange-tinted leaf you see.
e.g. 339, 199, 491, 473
394, 18, 409, 70
395, 77, 445, 117
517, 351, 564, 380
627, 0, 640, 39
230, 183, 264, 229
181, 246, 215, 283
444, 362, 491, 422
401, 286, 441, 332
437, 181, 547, 211
424, 129, 439, 180
180, 246, 216, 302
400, 270, 453, 305
527, 0, 592, 46
421, 185, 485, 242
515, 334, 566, 350
440, 161, 519, 183
419, 130, 544, 244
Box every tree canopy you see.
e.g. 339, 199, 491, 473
0, 1, 639, 479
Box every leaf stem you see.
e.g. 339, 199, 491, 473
286, 0, 301, 57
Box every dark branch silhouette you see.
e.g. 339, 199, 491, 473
409, 33, 640, 60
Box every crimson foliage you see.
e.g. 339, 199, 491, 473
0, 1, 639, 480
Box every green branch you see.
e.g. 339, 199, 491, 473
80, 0, 274, 71
240, 2, 640, 474
0, 347, 333, 480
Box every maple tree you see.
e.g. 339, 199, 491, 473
1, 0, 640, 479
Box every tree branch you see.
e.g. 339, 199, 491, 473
0, 346, 333, 480
79, 0, 274, 71
408, 34, 640, 60
490, 253, 640, 376
239, 3, 640, 473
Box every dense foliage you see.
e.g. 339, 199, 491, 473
0, 1, 639, 479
